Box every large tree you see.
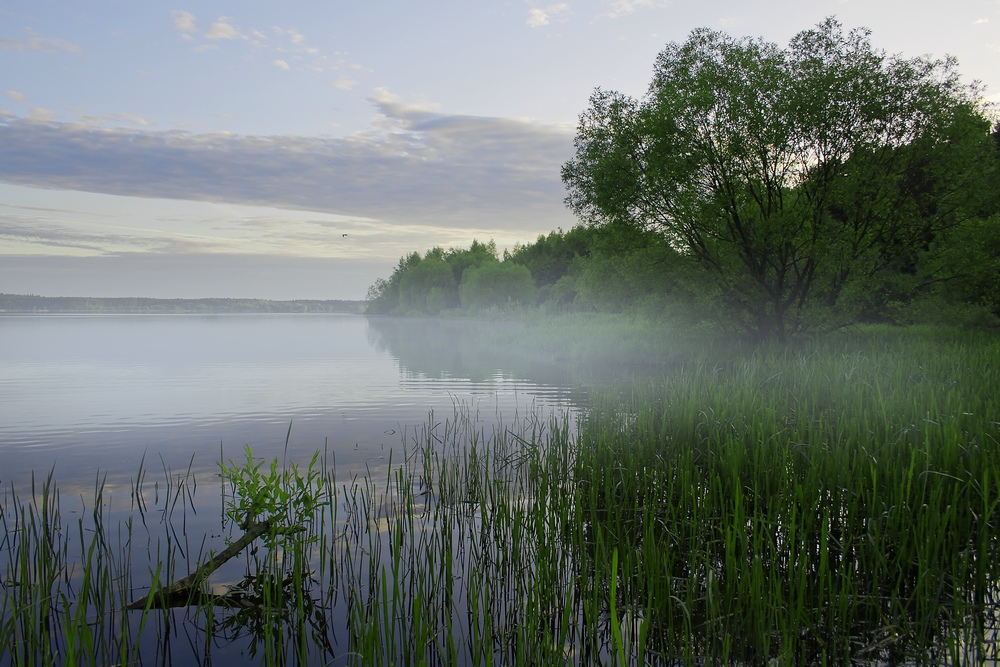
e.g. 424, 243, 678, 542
562, 18, 995, 339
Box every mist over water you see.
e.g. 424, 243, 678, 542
0, 314, 579, 487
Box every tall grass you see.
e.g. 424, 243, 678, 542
1, 326, 998, 665
569, 326, 1000, 664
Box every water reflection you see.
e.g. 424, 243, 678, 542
0, 314, 580, 487
368, 316, 598, 389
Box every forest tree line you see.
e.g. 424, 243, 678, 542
368, 19, 1000, 338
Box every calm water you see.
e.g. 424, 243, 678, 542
0, 314, 585, 665
0, 314, 576, 488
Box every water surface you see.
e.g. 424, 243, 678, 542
0, 314, 576, 487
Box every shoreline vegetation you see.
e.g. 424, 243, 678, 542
365, 21, 999, 340
0, 294, 366, 314
2, 321, 999, 665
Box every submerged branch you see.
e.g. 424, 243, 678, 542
126, 519, 305, 610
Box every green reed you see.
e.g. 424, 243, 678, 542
1, 325, 998, 665
569, 326, 1000, 664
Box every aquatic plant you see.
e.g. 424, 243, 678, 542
1, 326, 998, 665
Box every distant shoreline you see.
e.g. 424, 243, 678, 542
0, 294, 366, 314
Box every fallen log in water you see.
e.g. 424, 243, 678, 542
127, 519, 305, 610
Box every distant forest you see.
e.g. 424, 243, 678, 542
0, 294, 365, 314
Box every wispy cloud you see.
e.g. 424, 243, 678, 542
0, 182, 495, 267
0, 28, 80, 53
0, 98, 577, 238
205, 16, 245, 40
171, 10, 251, 43
170, 10, 199, 36
273, 27, 306, 45
0, 252, 385, 299
331, 77, 358, 91
526, 3, 571, 28
0, 206, 328, 257
600, 0, 670, 19
0, 216, 160, 255
78, 112, 151, 128
27, 107, 55, 122
5, 90, 25, 102
170, 11, 367, 82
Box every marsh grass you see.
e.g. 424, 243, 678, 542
569, 327, 1000, 664
1, 326, 999, 665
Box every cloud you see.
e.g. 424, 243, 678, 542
526, 3, 570, 28
5, 90, 25, 102
27, 108, 55, 122
526, 9, 550, 28
205, 17, 245, 40
601, 0, 670, 19
0, 216, 155, 255
975, 18, 989, 24
274, 27, 306, 45
0, 184, 410, 261
0, 180, 494, 299
0, 28, 80, 53
269, 25, 366, 76
171, 10, 199, 34
0, 252, 385, 299
367, 86, 440, 114
172, 13, 367, 84
0, 99, 578, 239
331, 77, 358, 91
78, 112, 151, 128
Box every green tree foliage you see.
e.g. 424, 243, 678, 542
575, 244, 680, 313
367, 241, 501, 315
399, 252, 457, 315
505, 226, 597, 287
917, 214, 1000, 323
501, 224, 702, 314
446, 239, 499, 284
566, 223, 697, 315
367, 228, 705, 317
459, 262, 537, 311
366, 251, 421, 314
562, 18, 996, 339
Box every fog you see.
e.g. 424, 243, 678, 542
0, 313, 611, 488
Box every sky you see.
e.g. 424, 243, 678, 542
2, 1, 998, 300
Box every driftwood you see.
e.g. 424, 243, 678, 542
127, 519, 304, 610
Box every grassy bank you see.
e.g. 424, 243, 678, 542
2, 326, 998, 665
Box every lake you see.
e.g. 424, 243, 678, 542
0, 313, 580, 488
3, 316, 999, 665
0, 313, 608, 667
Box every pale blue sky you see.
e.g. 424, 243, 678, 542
2, 1, 998, 299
